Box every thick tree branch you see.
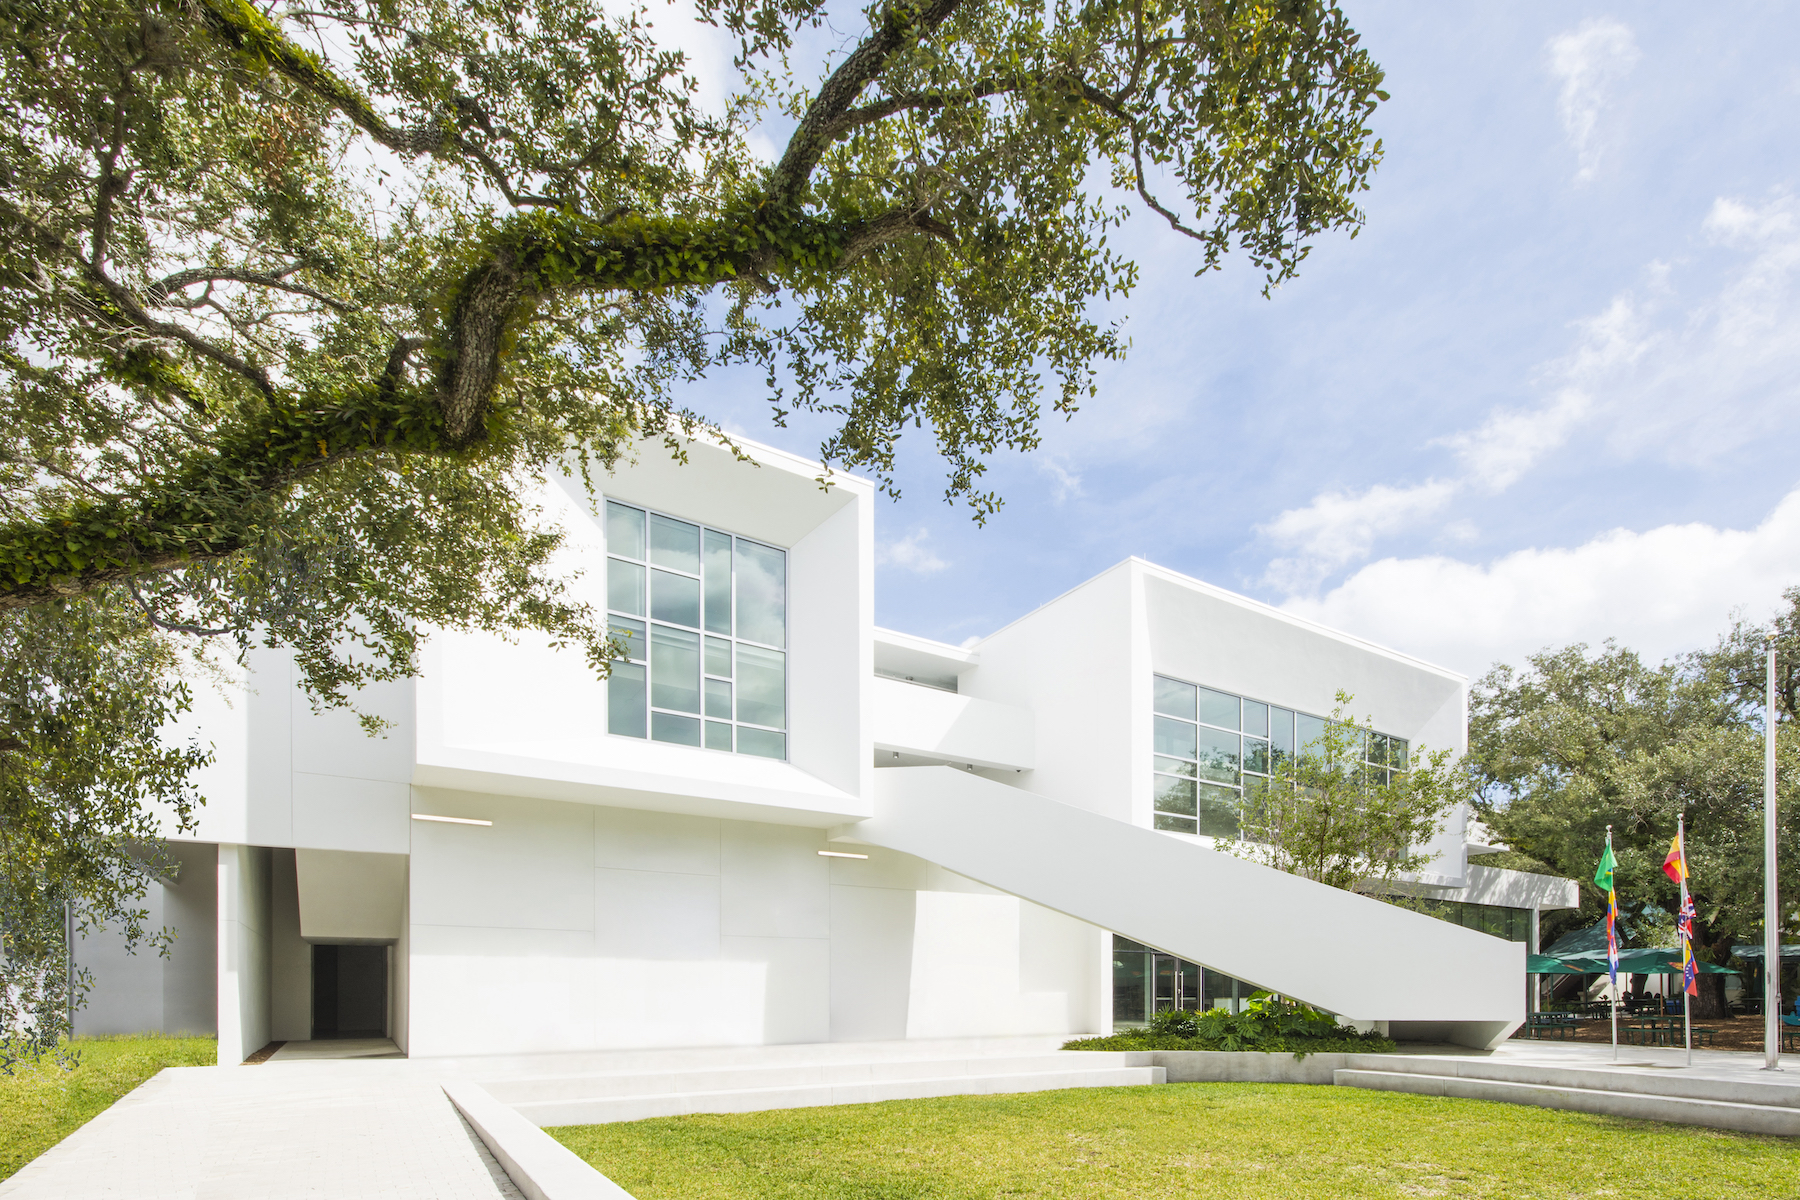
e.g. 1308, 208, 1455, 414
769, 0, 970, 203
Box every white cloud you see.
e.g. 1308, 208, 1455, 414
1547, 18, 1640, 184
1259, 480, 1458, 593
1261, 193, 1800, 595
1282, 486, 1800, 679
876, 528, 949, 574
1037, 455, 1084, 503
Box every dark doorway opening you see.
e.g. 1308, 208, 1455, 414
311, 944, 387, 1039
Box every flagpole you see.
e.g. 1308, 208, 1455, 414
1608, 826, 1617, 1061
1766, 636, 1782, 1072
1681, 812, 1692, 1067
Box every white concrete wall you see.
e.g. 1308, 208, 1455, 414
403, 792, 1099, 1056
74, 842, 218, 1037
216, 844, 271, 1063
268, 849, 312, 1042
412, 439, 877, 828
965, 564, 1140, 821
871, 677, 1034, 770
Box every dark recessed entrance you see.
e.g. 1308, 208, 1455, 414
311, 944, 388, 1039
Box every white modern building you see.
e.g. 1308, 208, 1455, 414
78, 436, 1577, 1062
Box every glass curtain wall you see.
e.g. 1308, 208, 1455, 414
1112, 935, 1256, 1026
605, 501, 788, 759
1151, 674, 1408, 838
1410, 899, 1532, 942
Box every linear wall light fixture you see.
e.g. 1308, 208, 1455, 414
411, 813, 492, 826
817, 850, 869, 859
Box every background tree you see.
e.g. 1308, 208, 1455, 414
1227, 692, 1464, 894
0, 0, 1387, 976
1468, 589, 1800, 1020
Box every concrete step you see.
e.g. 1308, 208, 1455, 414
516, 1065, 1166, 1127
1334, 1069, 1800, 1137
1341, 1053, 1800, 1110
435, 1035, 1083, 1081
483, 1052, 1140, 1105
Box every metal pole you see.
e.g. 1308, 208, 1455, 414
1608, 825, 1617, 1061
1681, 812, 1692, 1066
1767, 637, 1782, 1070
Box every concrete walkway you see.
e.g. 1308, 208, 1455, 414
0, 1060, 522, 1200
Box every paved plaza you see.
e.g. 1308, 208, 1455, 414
2, 1038, 1796, 1198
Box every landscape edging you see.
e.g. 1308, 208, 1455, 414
444, 1080, 638, 1200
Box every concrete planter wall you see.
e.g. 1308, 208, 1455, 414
1119, 1050, 1398, 1086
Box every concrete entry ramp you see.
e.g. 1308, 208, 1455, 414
1333, 1047, 1800, 1136
847, 766, 1523, 1049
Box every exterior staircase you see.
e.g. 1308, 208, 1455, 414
442, 1036, 1163, 1127
1332, 1052, 1800, 1136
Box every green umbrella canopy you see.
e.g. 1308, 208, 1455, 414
1558, 949, 1736, 975
1527, 953, 1589, 974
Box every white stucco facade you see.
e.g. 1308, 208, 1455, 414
76, 434, 1575, 1060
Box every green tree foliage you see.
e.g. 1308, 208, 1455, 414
0, 0, 1385, 969
1226, 692, 1464, 894
1468, 588, 1800, 1019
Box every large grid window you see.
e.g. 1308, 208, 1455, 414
605, 501, 787, 760
1151, 675, 1407, 838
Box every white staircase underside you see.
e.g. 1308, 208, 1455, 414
847, 766, 1523, 1048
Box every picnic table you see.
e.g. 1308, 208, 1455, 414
1622, 1016, 1715, 1047
1522, 1012, 1580, 1040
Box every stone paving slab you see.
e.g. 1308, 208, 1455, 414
0, 1061, 522, 1200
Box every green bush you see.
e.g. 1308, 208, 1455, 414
1067, 995, 1396, 1057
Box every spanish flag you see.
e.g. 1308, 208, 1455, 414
1662, 833, 1687, 883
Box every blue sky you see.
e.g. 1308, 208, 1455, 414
693, 2, 1800, 679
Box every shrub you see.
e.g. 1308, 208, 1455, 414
1065, 995, 1396, 1056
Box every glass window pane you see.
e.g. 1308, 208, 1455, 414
606, 501, 645, 560
651, 569, 701, 627
1241, 700, 1268, 738
607, 662, 645, 738
1196, 783, 1241, 838
1154, 676, 1196, 719
1113, 946, 1149, 1027
705, 720, 733, 751
1153, 716, 1197, 760
1202, 968, 1237, 1013
1195, 725, 1240, 785
607, 558, 645, 617
608, 617, 645, 663
650, 625, 700, 713
1390, 737, 1409, 771
1154, 775, 1197, 816
651, 711, 702, 747
735, 540, 785, 647
1197, 687, 1239, 730
1154, 756, 1196, 778
1369, 732, 1390, 768
736, 644, 786, 729
705, 678, 732, 720
1270, 708, 1295, 761
1153, 812, 1198, 835
1243, 738, 1269, 775
705, 635, 732, 678
704, 530, 732, 635
737, 727, 785, 759
649, 513, 701, 574
1296, 713, 1327, 761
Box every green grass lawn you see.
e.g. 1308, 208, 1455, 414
551, 1083, 1799, 1199
0, 1034, 216, 1182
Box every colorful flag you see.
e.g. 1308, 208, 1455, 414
1678, 895, 1698, 997
1593, 844, 1616, 891
1595, 842, 1619, 985
1662, 834, 1687, 883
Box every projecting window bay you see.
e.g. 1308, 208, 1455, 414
1151, 674, 1408, 838
605, 501, 787, 760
